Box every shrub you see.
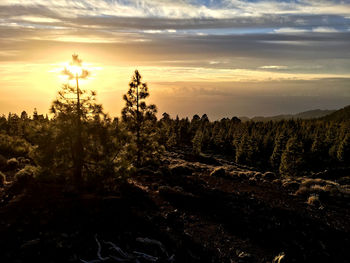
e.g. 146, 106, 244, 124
169, 164, 193, 177
295, 178, 340, 198
307, 194, 321, 207
337, 177, 350, 185
254, 172, 262, 180
0, 154, 7, 170
281, 179, 300, 192
262, 171, 276, 180
238, 171, 248, 180
272, 179, 281, 186
248, 177, 257, 185
0, 171, 6, 187
14, 165, 37, 187
6, 158, 19, 170
339, 185, 350, 198
210, 167, 226, 177
0, 134, 32, 157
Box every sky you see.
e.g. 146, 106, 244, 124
0, 0, 349, 119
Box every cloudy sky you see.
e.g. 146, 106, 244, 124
0, 0, 349, 119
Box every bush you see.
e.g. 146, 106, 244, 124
210, 167, 226, 177
262, 171, 276, 180
0, 171, 6, 187
295, 178, 339, 197
6, 158, 19, 170
14, 165, 36, 187
252, 172, 262, 180
0, 154, 7, 170
337, 176, 350, 185
237, 171, 249, 180
281, 179, 300, 192
307, 194, 321, 207
0, 134, 32, 157
248, 177, 257, 185
169, 164, 193, 177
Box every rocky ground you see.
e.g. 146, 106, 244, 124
0, 151, 350, 263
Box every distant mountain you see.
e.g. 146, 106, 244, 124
239, 109, 337, 122
320, 105, 350, 121
237, 116, 250, 122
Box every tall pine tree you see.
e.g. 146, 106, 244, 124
121, 70, 161, 167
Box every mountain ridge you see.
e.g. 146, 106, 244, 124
239, 109, 337, 122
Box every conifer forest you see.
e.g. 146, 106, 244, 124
0, 54, 349, 263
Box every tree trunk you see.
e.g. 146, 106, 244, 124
75, 75, 83, 185
136, 81, 141, 167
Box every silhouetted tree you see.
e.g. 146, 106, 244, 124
34, 54, 104, 185
279, 137, 305, 176
121, 70, 160, 167
20, 111, 28, 120
270, 132, 288, 170
192, 129, 203, 155
337, 133, 350, 163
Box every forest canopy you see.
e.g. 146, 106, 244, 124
0, 55, 349, 190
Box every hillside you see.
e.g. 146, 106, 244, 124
1, 150, 349, 263
240, 109, 336, 122
320, 105, 350, 121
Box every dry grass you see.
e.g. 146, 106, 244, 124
307, 194, 321, 206
295, 178, 340, 197
272, 252, 285, 263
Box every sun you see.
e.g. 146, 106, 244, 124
66, 64, 83, 76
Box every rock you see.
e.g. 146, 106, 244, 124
210, 167, 226, 178
169, 164, 193, 176
263, 172, 276, 180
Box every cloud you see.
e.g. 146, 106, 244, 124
259, 65, 288, 70
273, 27, 309, 34
16, 15, 61, 23
0, 0, 349, 117
312, 26, 339, 33
152, 77, 350, 118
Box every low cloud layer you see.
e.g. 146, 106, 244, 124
0, 0, 349, 117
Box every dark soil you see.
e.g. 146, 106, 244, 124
0, 152, 349, 263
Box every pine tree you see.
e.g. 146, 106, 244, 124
270, 132, 288, 170
192, 129, 203, 155
337, 133, 350, 163
34, 54, 105, 185
279, 137, 305, 176
121, 70, 160, 167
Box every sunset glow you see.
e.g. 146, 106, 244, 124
0, 0, 349, 118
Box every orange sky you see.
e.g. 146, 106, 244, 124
0, 1, 349, 119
